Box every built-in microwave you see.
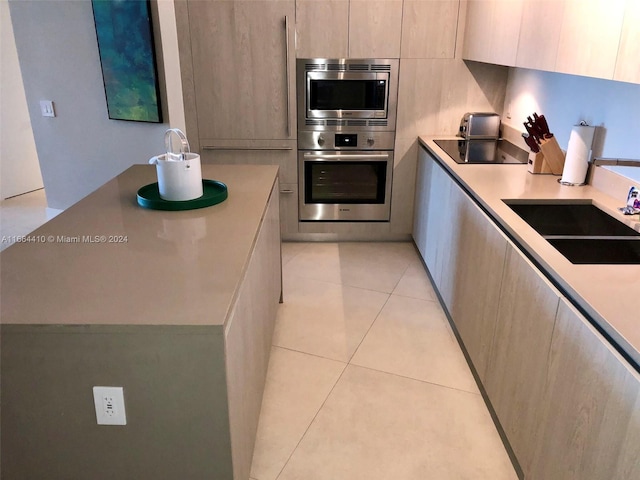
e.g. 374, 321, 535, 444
297, 58, 399, 131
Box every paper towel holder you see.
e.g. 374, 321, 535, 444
558, 121, 595, 187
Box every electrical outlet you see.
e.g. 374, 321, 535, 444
93, 386, 127, 425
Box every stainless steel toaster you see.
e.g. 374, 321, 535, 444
458, 112, 501, 139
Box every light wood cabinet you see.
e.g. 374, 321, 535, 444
465, 0, 638, 84
555, 0, 626, 79
200, 140, 297, 184
614, 0, 640, 84
515, 0, 565, 71
485, 244, 561, 475
400, 0, 460, 59
415, 149, 454, 287
413, 151, 508, 384
414, 145, 640, 479
447, 193, 509, 383
462, 0, 524, 66
279, 183, 299, 239
181, 0, 296, 141
348, 0, 403, 58
295, 0, 349, 58
530, 299, 640, 479
200, 141, 298, 238
295, 0, 406, 59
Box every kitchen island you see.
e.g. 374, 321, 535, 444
1, 164, 282, 480
416, 137, 639, 480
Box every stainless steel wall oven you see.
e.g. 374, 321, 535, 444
297, 59, 399, 222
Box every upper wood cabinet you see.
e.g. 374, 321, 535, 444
296, 0, 404, 59
465, 0, 638, 84
462, 0, 524, 66
515, 0, 565, 71
295, 0, 349, 58
555, 0, 626, 79
348, 0, 403, 58
614, 0, 640, 84
401, 0, 460, 58
182, 1, 296, 141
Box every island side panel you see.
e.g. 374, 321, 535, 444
225, 180, 282, 480
1, 326, 233, 480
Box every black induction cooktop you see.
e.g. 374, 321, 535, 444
433, 139, 529, 164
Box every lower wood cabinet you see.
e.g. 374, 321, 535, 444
201, 142, 298, 239
530, 299, 640, 480
447, 194, 508, 383
413, 145, 640, 479
484, 244, 561, 475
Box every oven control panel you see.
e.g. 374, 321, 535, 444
298, 131, 395, 151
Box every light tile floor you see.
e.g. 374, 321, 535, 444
251, 241, 518, 480
0, 189, 63, 251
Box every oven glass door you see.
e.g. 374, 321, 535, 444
299, 151, 393, 221
305, 161, 386, 204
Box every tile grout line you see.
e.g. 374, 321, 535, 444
346, 363, 482, 397
272, 248, 398, 480
272, 354, 350, 480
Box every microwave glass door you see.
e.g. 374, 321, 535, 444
309, 79, 387, 111
305, 161, 387, 204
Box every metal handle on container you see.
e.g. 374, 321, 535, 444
280, 189, 295, 194
284, 15, 291, 138
303, 153, 390, 161
164, 128, 190, 161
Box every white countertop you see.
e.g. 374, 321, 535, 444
0, 164, 279, 328
420, 136, 640, 367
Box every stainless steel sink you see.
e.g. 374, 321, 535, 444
504, 200, 640, 264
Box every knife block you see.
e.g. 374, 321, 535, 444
527, 151, 553, 174
538, 136, 565, 175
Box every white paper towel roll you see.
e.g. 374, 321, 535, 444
560, 125, 596, 185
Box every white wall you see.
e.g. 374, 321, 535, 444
502, 68, 640, 182
8, 0, 184, 209
0, 0, 43, 200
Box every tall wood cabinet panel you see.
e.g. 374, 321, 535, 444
530, 299, 640, 479
295, 0, 348, 58
348, 0, 403, 58
462, 0, 523, 66
421, 154, 453, 288
413, 147, 434, 260
447, 195, 508, 382
515, 0, 565, 71
555, 0, 626, 79
186, 0, 295, 141
614, 0, 640, 84
484, 244, 560, 476
400, 1, 460, 58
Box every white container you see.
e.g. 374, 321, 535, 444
149, 129, 203, 201
150, 153, 203, 201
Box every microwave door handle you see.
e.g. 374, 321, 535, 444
303, 153, 390, 161
284, 15, 291, 138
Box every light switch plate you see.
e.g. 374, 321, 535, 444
40, 100, 55, 117
93, 386, 127, 425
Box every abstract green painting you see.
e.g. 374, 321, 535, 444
92, 0, 162, 123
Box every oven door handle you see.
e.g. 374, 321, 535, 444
302, 153, 390, 161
